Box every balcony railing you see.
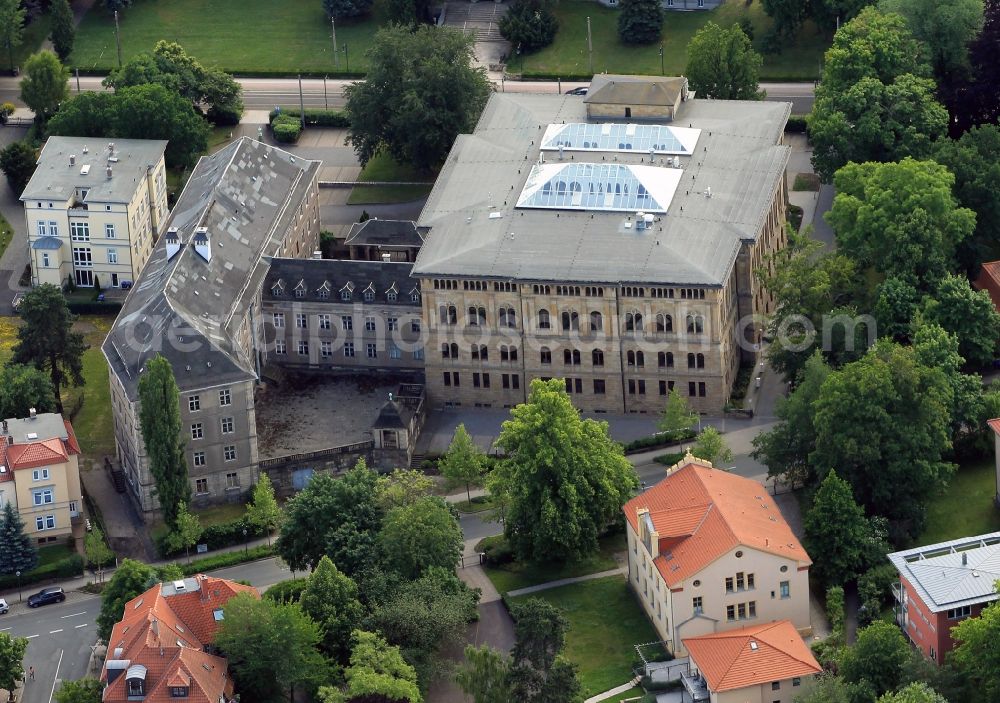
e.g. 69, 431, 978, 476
681, 671, 710, 701
891, 581, 903, 603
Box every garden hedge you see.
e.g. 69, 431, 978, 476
156, 516, 267, 558
0, 553, 84, 590
268, 108, 350, 128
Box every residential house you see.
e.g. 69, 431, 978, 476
345, 219, 425, 263
681, 620, 822, 703
102, 137, 321, 517
622, 455, 812, 656
888, 532, 1000, 664
973, 261, 1000, 315
101, 575, 258, 702
21, 137, 169, 289
414, 75, 791, 413
0, 410, 83, 546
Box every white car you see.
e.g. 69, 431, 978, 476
0, 598, 8, 614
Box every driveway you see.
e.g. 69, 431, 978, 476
0, 125, 30, 314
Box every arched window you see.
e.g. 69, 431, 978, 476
625, 312, 643, 332
656, 314, 673, 333
441, 343, 450, 358
499, 306, 516, 328
561, 311, 579, 331
439, 305, 457, 325
468, 306, 486, 326
636, 351, 645, 367
627, 350, 636, 366
540, 347, 552, 364
686, 314, 704, 334
590, 311, 603, 332
696, 353, 705, 369
471, 344, 488, 361
538, 309, 551, 329
687, 353, 696, 369
592, 349, 604, 366
658, 351, 674, 368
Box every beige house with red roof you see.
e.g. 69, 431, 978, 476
0, 411, 83, 546
101, 575, 258, 703
623, 455, 812, 656
681, 620, 822, 702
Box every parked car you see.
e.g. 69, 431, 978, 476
565, 86, 588, 95
0, 598, 8, 614
27, 587, 65, 608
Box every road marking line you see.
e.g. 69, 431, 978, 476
60, 612, 86, 619
74, 623, 87, 629
49, 629, 63, 634
48, 648, 64, 703
26, 634, 38, 639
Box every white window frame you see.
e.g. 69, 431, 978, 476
221, 417, 234, 434
107, 248, 118, 264
219, 389, 231, 406
105, 223, 116, 239
191, 423, 203, 440
224, 447, 237, 463
32, 468, 50, 481
189, 395, 201, 412
193, 451, 206, 467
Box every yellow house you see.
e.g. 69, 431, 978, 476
1, 411, 83, 545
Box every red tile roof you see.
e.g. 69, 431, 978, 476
989, 418, 1000, 437
102, 575, 258, 703
63, 420, 81, 454
7, 438, 68, 471
622, 458, 811, 587
974, 261, 1000, 313
0, 442, 11, 483
683, 620, 821, 692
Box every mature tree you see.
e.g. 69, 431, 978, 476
810, 8, 946, 181
492, 379, 637, 562
246, 473, 282, 545
20, 51, 70, 122
761, 0, 810, 40
935, 125, 1000, 272
811, 341, 954, 539
166, 502, 202, 563
103, 0, 133, 11
841, 621, 910, 697
137, 355, 189, 531
794, 674, 873, 703
920, 274, 1000, 366
0, 632, 27, 693
215, 593, 329, 702
456, 645, 511, 703
752, 352, 831, 486
0, 363, 56, 419
440, 423, 485, 503
658, 388, 699, 440
324, 0, 375, 20
810, 0, 879, 31
385, 0, 432, 25
105, 41, 243, 122
827, 159, 976, 292
299, 555, 365, 663
97, 559, 157, 641
874, 276, 920, 342
952, 0, 1000, 130
276, 459, 384, 575
617, 0, 663, 44
12, 284, 87, 414
112, 83, 210, 168
0, 140, 37, 198
685, 21, 763, 100
881, 0, 983, 86
53, 678, 104, 703
84, 525, 114, 581
50, 0, 76, 62
379, 496, 463, 579
0, 502, 38, 577
45, 92, 118, 138
951, 599, 1000, 701
376, 468, 435, 510
318, 630, 422, 703
803, 472, 870, 587
499, 0, 558, 52
911, 323, 984, 445
878, 683, 950, 703
370, 567, 479, 684
0, 0, 25, 73
690, 426, 733, 466
345, 25, 490, 170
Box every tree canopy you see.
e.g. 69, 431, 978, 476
499, 0, 558, 52
880, 0, 983, 86
0, 140, 37, 198
0, 363, 56, 419
491, 379, 637, 562
690, 426, 733, 466
439, 423, 485, 503
166, 502, 202, 562
951, 0, 1000, 130
299, 555, 365, 664
952, 598, 1000, 701
658, 388, 699, 440
246, 473, 282, 545
344, 25, 491, 171
0, 502, 38, 577
20, 50, 69, 122
0, 632, 27, 693
97, 559, 158, 641
50, 0, 76, 62
318, 630, 422, 703
324, 0, 375, 20
685, 21, 763, 100
840, 621, 910, 697
877, 683, 950, 703
137, 355, 190, 530
617, 0, 663, 45
803, 471, 871, 587
919, 273, 1000, 366
379, 496, 463, 579
0, 0, 26, 72
53, 678, 104, 703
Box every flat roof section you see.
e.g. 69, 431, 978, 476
541, 123, 701, 155
516, 162, 682, 213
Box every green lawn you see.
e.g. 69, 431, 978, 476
36, 542, 75, 567
919, 458, 1000, 546
509, 576, 658, 697
347, 150, 436, 205
454, 495, 496, 513
71, 0, 384, 74
0, 212, 14, 261
606, 688, 643, 702
484, 532, 626, 594
10, 14, 53, 71
519, 1, 829, 81
151, 502, 249, 543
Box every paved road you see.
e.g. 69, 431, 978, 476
0, 77, 815, 113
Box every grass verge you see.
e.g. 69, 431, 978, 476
11, 14, 53, 71
454, 495, 496, 513
0, 212, 14, 261
653, 451, 686, 466
71, 0, 384, 74
483, 532, 625, 594
509, 575, 658, 697
346, 183, 433, 205
347, 150, 436, 204
793, 173, 821, 191
919, 458, 1000, 546
519, 1, 828, 81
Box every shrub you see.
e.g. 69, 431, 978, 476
165, 544, 274, 577
477, 534, 514, 565
499, 0, 558, 53
156, 516, 266, 558
66, 301, 123, 315
785, 115, 809, 133
0, 553, 84, 590
207, 104, 242, 126
263, 577, 310, 603
271, 115, 302, 143
268, 108, 350, 128
622, 430, 696, 453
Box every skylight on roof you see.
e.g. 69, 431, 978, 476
516, 163, 682, 213
540, 123, 701, 155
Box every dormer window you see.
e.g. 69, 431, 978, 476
169, 688, 189, 698
410, 289, 420, 303
294, 280, 307, 298
363, 283, 376, 302
387, 291, 397, 302
317, 281, 331, 299
271, 280, 285, 297
340, 282, 354, 301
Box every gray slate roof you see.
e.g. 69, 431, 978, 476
888, 532, 1000, 613
21, 137, 168, 204
585, 74, 686, 106
102, 137, 320, 400
263, 258, 420, 306
373, 397, 410, 430
412, 91, 790, 286
32, 236, 63, 250
4, 413, 70, 443
345, 219, 425, 248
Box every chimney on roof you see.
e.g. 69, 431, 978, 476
963, 552, 968, 566
381, 253, 391, 262
165, 227, 182, 260
69, 154, 76, 166
106, 166, 113, 180
193, 227, 211, 263
29, 408, 36, 419
151, 619, 158, 636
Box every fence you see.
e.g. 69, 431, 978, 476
258, 439, 375, 471
458, 553, 486, 569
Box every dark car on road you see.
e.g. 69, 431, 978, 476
27, 587, 65, 608
565, 86, 588, 95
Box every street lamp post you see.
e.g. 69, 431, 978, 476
15, 571, 21, 602
344, 44, 349, 73
659, 43, 664, 75
242, 528, 248, 555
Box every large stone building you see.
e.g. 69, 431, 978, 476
102, 137, 321, 515
21, 137, 169, 289
413, 75, 791, 413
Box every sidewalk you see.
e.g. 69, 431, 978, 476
506, 567, 625, 598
